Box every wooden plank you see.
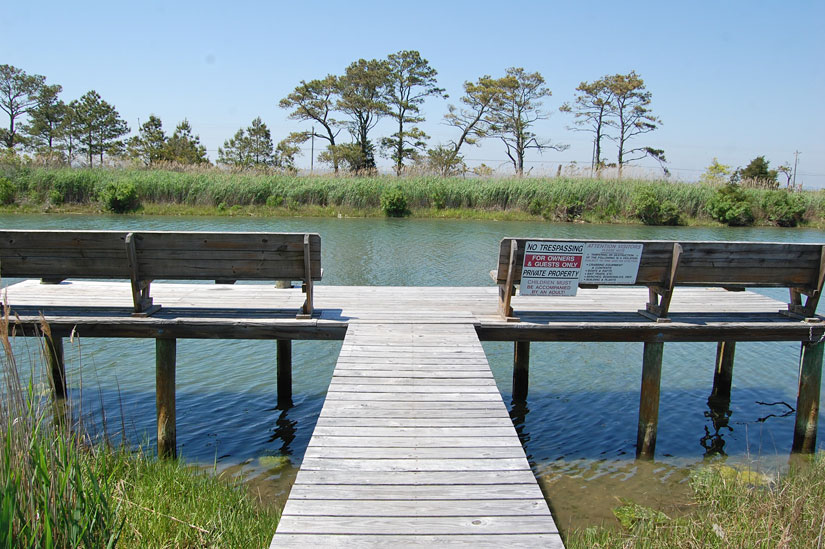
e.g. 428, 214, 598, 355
275, 516, 558, 535
292, 470, 540, 485
302, 446, 528, 459
304, 436, 522, 448
299, 457, 531, 472
281, 498, 552, 517
285, 483, 546, 500
271, 533, 565, 548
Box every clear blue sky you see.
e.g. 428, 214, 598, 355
3, 1, 824, 186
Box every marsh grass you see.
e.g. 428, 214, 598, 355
0, 307, 279, 548
3, 165, 825, 226
567, 456, 825, 548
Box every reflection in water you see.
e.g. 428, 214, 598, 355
509, 399, 531, 448
267, 408, 298, 457
702, 396, 733, 457
755, 400, 795, 423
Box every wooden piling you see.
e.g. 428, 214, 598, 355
156, 338, 177, 459
709, 341, 735, 405
512, 341, 531, 401
277, 339, 293, 409
636, 341, 664, 460
792, 340, 823, 454
45, 334, 66, 400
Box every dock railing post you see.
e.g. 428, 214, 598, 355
277, 339, 293, 409
512, 341, 530, 401
45, 333, 66, 400
792, 340, 823, 453
636, 341, 664, 460
156, 338, 177, 459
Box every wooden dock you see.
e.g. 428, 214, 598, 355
273, 321, 562, 547
4, 280, 825, 546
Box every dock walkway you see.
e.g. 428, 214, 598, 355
272, 321, 562, 547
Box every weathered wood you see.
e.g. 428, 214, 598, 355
44, 333, 66, 400
277, 339, 292, 409
156, 338, 176, 459
499, 239, 518, 319
512, 340, 530, 401
636, 341, 664, 460
273, 321, 561, 546
792, 340, 824, 453
271, 533, 565, 548
493, 238, 825, 320
0, 230, 322, 319
709, 341, 736, 405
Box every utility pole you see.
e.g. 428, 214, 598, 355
310, 125, 314, 173
792, 150, 800, 189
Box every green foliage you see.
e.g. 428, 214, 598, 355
0, 177, 15, 204
740, 155, 778, 184
99, 181, 140, 213
631, 187, 682, 225
266, 193, 284, 208
761, 190, 807, 227
707, 184, 754, 226
698, 158, 731, 186
612, 499, 670, 530
568, 456, 825, 549
382, 50, 446, 174
380, 187, 409, 217
69, 90, 130, 166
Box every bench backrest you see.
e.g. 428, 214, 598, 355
494, 238, 825, 320
0, 230, 322, 317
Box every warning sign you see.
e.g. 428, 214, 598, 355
519, 241, 643, 296
580, 242, 644, 285
520, 241, 584, 296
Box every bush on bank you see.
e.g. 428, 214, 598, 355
2, 165, 824, 226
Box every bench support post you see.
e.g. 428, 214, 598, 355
499, 239, 518, 321
277, 339, 293, 409
641, 243, 682, 322
636, 341, 664, 460
792, 340, 823, 453
125, 233, 160, 317
45, 334, 66, 400
298, 234, 314, 319
156, 338, 177, 459
512, 341, 530, 401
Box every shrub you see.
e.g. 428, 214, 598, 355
380, 187, 409, 217
99, 181, 140, 213
0, 177, 15, 205
761, 190, 807, 227
707, 184, 754, 226
48, 188, 64, 205
266, 194, 283, 208
632, 188, 682, 225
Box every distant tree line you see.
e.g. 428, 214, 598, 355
2, 58, 667, 176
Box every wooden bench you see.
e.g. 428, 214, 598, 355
493, 238, 825, 321
0, 230, 322, 318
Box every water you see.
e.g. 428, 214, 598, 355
2, 213, 824, 528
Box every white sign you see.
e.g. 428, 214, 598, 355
520, 241, 584, 296
519, 241, 643, 296
580, 242, 644, 285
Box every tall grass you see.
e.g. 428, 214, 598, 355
0, 307, 279, 547
567, 456, 825, 548
4, 165, 825, 225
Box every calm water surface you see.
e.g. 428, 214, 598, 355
2, 213, 824, 530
